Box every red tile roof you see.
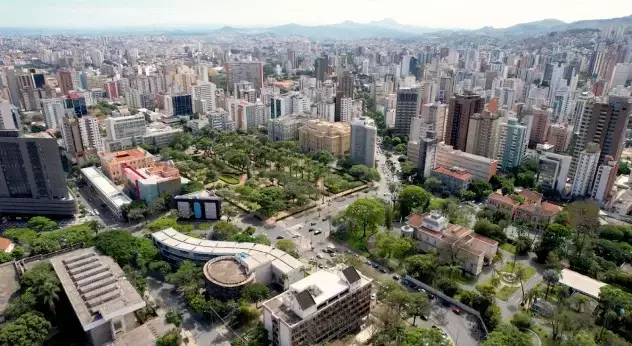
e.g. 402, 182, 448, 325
518, 190, 543, 204
0, 237, 13, 251
541, 202, 563, 216
472, 233, 499, 246
433, 167, 473, 181
488, 193, 519, 206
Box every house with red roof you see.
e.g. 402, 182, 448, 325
486, 190, 563, 229
404, 213, 498, 275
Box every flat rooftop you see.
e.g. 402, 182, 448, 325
100, 147, 151, 164
203, 257, 251, 286
560, 269, 607, 299
152, 228, 303, 275
81, 167, 132, 209
0, 262, 20, 316
175, 190, 222, 201
49, 247, 145, 331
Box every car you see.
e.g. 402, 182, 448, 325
322, 218, 327, 221
314, 230, 322, 235
371, 263, 379, 268
329, 253, 336, 257
452, 307, 461, 315
370, 294, 376, 300
441, 331, 448, 338
392, 275, 400, 280
292, 233, 300, 238
365, 260, 372, 265
418, 288, 426, 293
94, 209, 100, 216
317, 253, 325, 259
420, 315, 428, 321
308, 228, 315, 232
401, 279, 409, 285
276, 236, 284, 239
379, 268, 387, 273
311, 222, 317, 226
431, 325, 439, 330
318, 264, 324, 269
323, 248, 331, 253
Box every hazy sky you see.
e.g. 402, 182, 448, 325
1, 0, 631, 29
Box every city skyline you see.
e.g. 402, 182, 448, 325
1, 0, 631, 29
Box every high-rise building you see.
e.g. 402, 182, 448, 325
57, 68, 77, 95
315, 57, 328, 82
105, 114, 146, 141
445, 92, 485, 151
262, 267, 372, 346
0, 99, 20, 130
0, 130, 76, 216
40, 98, 65, 129
225, 62, 264, 93
465, 110, 501, 159
298, 119, 351, 157
547, 123, 572, 154
570, 95, 631, 179
435, 143, 498, 182
192, 81, 217, 114
609, 63, 632, 89
338, 71, 354, 99
171, 94, 193, 116
420, 103, 447, 142
61, 115, 103, 163
537, 152, 571, 194
571, 143, 601, 197
350, 117, 377, 168
407, 131, 437, 179
591, 156, 618, 205
338, 97, 354, 123
395, 87, 421, 137
103, 81, 119, 99
529, 106, 552, 146
497, 118, 528, 172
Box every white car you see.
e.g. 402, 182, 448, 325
370, 294, 376, 300
317, 253, 325, 259
292, 233, 300, 238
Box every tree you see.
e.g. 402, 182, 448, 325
481, 324, 532, 346
0, 312, 51, 346
94, 230, 138, 266
406, 294, 430, 325
489, 175, 503, 190
242, 283, 269, 304
344, 198, 385, 237
510, 312, 532, 330
536, 223, 572, 262
231, 323, 270, 346
212, 221, 242, 240
27, 216, 57, 232
618, 161, 631, 175
473, 219, 507, 243
148, 197, 167, 214
567, 201, 600, 263
148, 260, 172, 279
435, 277, 459, 297
36, 279, 60, 314
572, 294, 590, 313
403, 327, 450, 346
182, 180, 205, 194
469, 180, 493, 199
156, 329, 182, 346
405, 253, 438, 283
398, 186, 432, 217
275, 239, 298, 257
543, 269, 561, 300
501, 179, 515, 195
561, 332, 598, 346
400, 160, 416, 177
165, 310, 183, 328
167, 260, 200, 288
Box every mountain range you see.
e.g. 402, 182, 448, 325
210, 15, 632, 39
1, 15, 631, 38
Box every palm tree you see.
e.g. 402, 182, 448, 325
516, 265, 527, 305
599, 310, 618, 340
543, 269, 561, 300
573, 294, 590, 313
490, 275, 501, 289
38, 281, 60, 314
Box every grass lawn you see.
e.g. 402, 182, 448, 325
454, 274, 477, 285
531, 325, 558, 346
501, 262, 537, 280
429, 197, 447, 211
219, 175, 241, 184
496, 285, 518, 300
500, 243, 517, 254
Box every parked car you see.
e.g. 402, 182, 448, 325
420, 315, 428, 321
452, 307, 461, 315
317, 253, 325, 259
392, 275, 400, 281
401, 279, 409, 285
311, 222, 317, 226
292, 233, 300, 238
308, 228, 315, 232
379, 268, 387, 273
276, 236, 284, 239
370, 294, 376, 300
314, 230, 322, 235
365, 260, 372, 265
372, 263, 379, 268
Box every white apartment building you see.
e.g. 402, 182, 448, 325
350, 117, 377, 168
192, 81, 217, 113
268, 115, 308, 141
537, 152, 572, 194
317, 101, 335, 122
571, 143, 601, 197
497, 118, 528, 172
0, 99, 20, 130
125, 89, 142, 109
591, 160, 617, 205
339, 97, 353, 123
420, 103, 447, 142
435, 143, 498, 182
105, 114, 146, 141
407, 131, 437, 179
263, 267, 372, 346
40, 98, 65, 129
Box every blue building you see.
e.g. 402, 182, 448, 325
172, 94, 193, 116
175, 190, 222, 220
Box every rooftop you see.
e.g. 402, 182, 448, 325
175, 190, 222, 201
488, 193, 519, 207
152, 228, 303, 275
203, 256, 252, 286
123, 162, 180, 185
0, 237, 13, 252
49, 248, 146, 331
81, 167, 132, 209
100, 147, 152, 164
0, 262, 20, 316
433, 166, 473, 181
518, 190, 543, 204
559, 269, 607, 300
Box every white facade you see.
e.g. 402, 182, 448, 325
537, 152, 572, 194
105, 114, 146, 141
0, 99, 20, 130
571, 144, 601, 197
40, 98, 65, 129
339, 97, 353, 123
435, 143, 497, 182
350, 117, 377, 168
610, 63, 632, 89
192, 81, 217, 113
591, 161, 617, 205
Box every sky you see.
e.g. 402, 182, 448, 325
1, 0, 631, 29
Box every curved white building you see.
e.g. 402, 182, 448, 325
152, 228, 304, 289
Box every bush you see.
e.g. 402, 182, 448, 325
510, 312, 532, 330
219, 175, 240, 185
